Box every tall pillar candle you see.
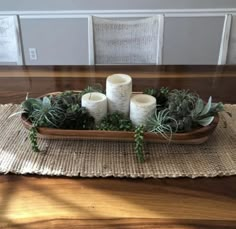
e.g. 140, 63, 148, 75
81, 92, 107, 124
106, 74, 132, 116
130, 94, 156, 127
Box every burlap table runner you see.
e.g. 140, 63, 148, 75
0, 104, 235, 178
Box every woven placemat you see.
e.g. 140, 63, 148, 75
0, 104, 235, 178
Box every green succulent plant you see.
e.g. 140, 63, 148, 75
53, 91, 95, 130
53, 91, 81, 109
61, 106, 95, 130
167, 89, 198, 132
53, 84, 104, 109
144, 87, 169, 109
168, 89, 198, 116
97, 112, 133, 131
191, 96, 224, 126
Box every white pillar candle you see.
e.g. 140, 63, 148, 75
106, 74, 132, 116
81, 92, 107, 124
130, 94, 156, 127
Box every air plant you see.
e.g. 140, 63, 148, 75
25, 96, 65, 128
146, 109, 178, 141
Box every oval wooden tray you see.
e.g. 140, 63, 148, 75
21, 114, 219, 145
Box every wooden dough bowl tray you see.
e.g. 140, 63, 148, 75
21, 91, 219, 144
21, 107, 219, 145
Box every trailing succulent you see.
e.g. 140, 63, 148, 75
97, 113, 146, 162
134, 125, 144, 162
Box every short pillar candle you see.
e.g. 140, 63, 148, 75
81, 92, 107, 124
106, 74, 132, 116
130, 94, 156, 127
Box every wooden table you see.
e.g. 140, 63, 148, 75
0, 66, 235, 228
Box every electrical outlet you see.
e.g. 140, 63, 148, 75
29, 48, 37, 60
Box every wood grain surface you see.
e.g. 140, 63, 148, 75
0, 66, 236, 229
0, 66, 236, 104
